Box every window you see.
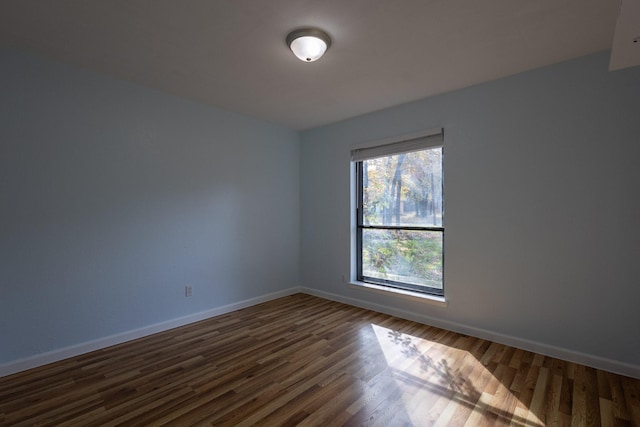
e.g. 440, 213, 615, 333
352, 131, 444, 296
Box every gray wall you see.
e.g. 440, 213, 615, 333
2, 45, 639, 372
300, 52, 640, 367
0, 48, 300, 364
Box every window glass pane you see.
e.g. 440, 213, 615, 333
361, 229, 443, 290
362, 147, 442, 227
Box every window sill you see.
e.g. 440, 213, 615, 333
348, 281, 448, 307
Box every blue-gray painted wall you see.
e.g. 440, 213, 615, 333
2, 46, 639, 369
0, 48, 300, 364
300, 51, 640, 366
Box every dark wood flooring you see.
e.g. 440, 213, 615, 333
1, 293, 638, 426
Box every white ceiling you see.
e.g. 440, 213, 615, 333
610, 0, 640, 70
0, 1, 631, 130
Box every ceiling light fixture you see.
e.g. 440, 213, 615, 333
286, 28, 331, 62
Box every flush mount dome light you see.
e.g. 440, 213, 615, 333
286, 28, 331, 62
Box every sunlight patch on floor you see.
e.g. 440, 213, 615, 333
370, 324, 544, 426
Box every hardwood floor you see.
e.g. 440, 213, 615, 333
1, 293, 638, 426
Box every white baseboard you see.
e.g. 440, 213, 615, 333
3, 286, 638, 380
0, 287, 301, 378
300, 287, 640, 379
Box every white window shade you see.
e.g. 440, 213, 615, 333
351, 130, 443, 162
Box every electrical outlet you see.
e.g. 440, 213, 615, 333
185, 285, 192, 297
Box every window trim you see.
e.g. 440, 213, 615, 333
350, 128, 445, 299
348, 281, 448, 306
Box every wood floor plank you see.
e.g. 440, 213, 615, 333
1, 293, 638, 426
